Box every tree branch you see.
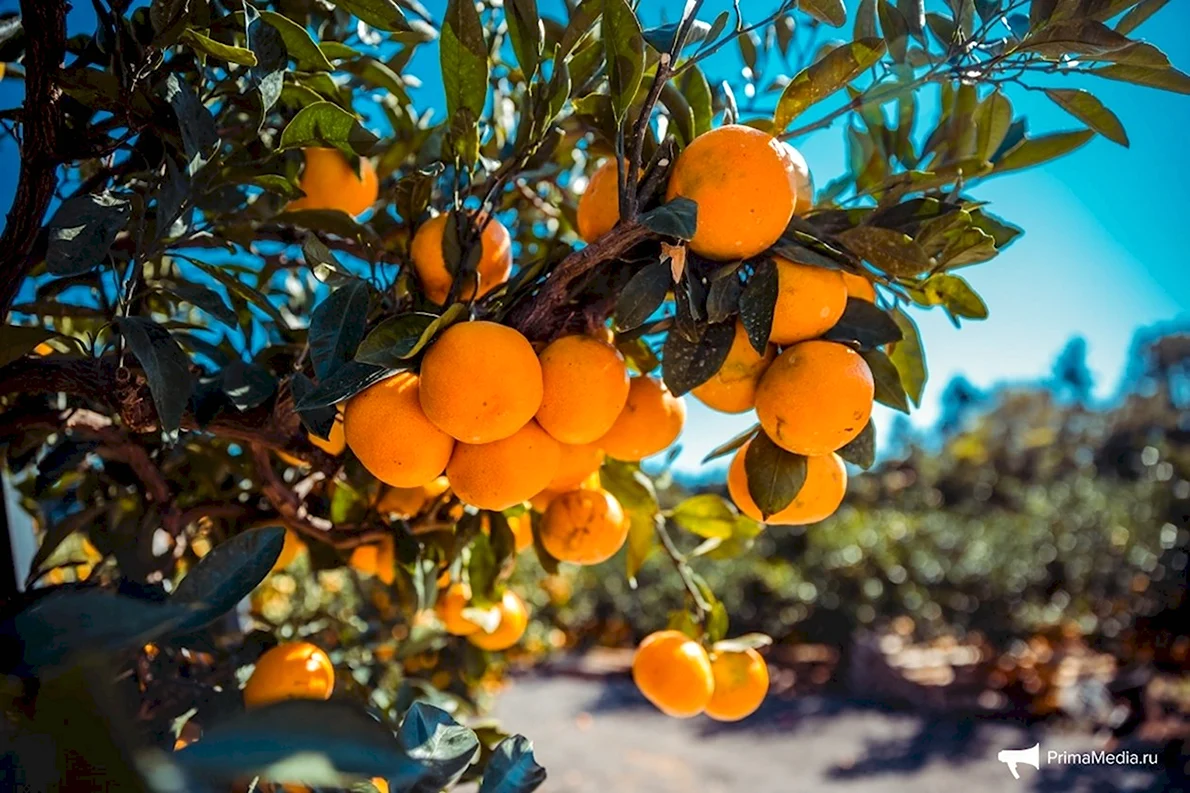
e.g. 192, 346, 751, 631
0, 0, 67, 316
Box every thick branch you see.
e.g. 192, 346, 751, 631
0, 0, 67, 315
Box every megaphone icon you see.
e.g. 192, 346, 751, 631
997, 743, 1041, 780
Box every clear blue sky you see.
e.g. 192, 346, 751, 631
1, 0, 1186, 475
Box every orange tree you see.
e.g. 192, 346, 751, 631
0, 0, 1185, 790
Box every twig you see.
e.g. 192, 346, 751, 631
655, 518, 710, 619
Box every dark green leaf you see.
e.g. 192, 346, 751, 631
838, 225, 933, 276
799, 0, 847, 27
397, 702, 480, 792
260, 10, 335, 71
505, 0, 542, 79
855, 0, 878, 39
296, 361, 396, 410
677, 66, 714, 137
822, 298, 903, 348
701, 423, 759, 464
1116, 0, 1169, 35
278, 102, 379, 155
193, 262, 291, 330
879, 1, 909, 62
290, 372, 338, 439
1090, 63, 1190, 93
615, 261, 672, 331
639, 197, 698, 240
115, 317, 194, 436
889, 308, 927, 406
898, 0, 926, 40
838, 420, 876, 469
975, 90, 1013, 160
738, 259, 778, 354
995, 129, 1095, 172
705, 269, 743, 324
164, 282, 238, 328
602, 0, 645, 123
477, 736, 546, 793
643, 18, 711, 54
332, 0, 413, 32
744, 432, 807, 519
969, 209, 1022, 248
773, 39, 886, 131
180, 29, 257, 65
862, 347, 909, 412
355, 313, 439, 367
1044, 88, 1128, 146
662, 320, 735, 396
1020, 20, 1131, 58
671, 494, 737, 540
302, 234, 354, 286
441, 0, 490, 119
310, 280, 372, 381
222, 360, 277, 411
150, 0, 191, 46
45, 192, 131, 276
171, 527, 285, 632
36, 439, 100, 493
0, 325, 55, 368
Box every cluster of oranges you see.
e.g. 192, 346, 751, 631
633, 630, 770, 722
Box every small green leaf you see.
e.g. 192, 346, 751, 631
744, 432, 807, 519
296, 361, 397, 410
624, 510, 659, 581
222, 360, 277, 411
799, 0, 847, 27
639, 198, 698, 240
773, 38, 885, 131
838, 420, 876, 469
923, 273, 989, 320
861, 347, 910, 413
505, 0, 542, 79
330, 0, 413, 32
615, 261, 672, 331
671, 494, 737, 540
0, 325, 56, 368
116, 317, 194, 436
259, 10, 335, 72
1089, 63, 1190, 94
995, 129, 1095, 173
602, 0, 645, 123
290, 372, 338, 439
878, 0, 909, 62
397, 702, 480, 791
738, 259, 778, 354
677, 65, 714, 137
279, 102, 379, 155
975, 90, 1013, 160
355, 313, 439, 367
164, 282, 238, 328
180, 28, 258, 66
1116, 0, 1170, 35
701, 423, 759, 465
1044, 88, 1129, 146
888, 308, 927, 407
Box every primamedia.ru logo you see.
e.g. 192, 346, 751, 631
997, 743, 1159, 780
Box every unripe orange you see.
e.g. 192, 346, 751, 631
467, 589, 530, 651
598, 376, 686, 462
411, 212, 513, 305
691, 321, 776, 414
540, 489, 628, 565
344, 372, 455, 487
289, 148, 378, 217
632, 630, 714, 718
705, 647, 769, 721
446, 421, 561, 510
243, 642, 335, 708
769, 258, 848, 346
665, 125, 795, 261
419, 321, 543, 444
436, 582, 480, 636
755, 341, 873, 455
727, 442, 848, 525
536, 335, 630, 444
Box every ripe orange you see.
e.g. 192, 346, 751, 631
446, 421, 561, 510
598, 376, 686, 462
780, 142, 814, 216
436, 582, 480, 636
289, 148, 378, 217
410, 212, 513, 305
529, 470, 601, 513
632, 630, 714, 718
349, 536, 396, 585
419, 321, 543, 444
546, 441, 605, 491
344, 372, 455, 487
309, 416, 346, 456
705, 647, 769, 721
376, 476, 450, 519
467, 589, 530, 651
755, 341, 873, 455
577, 159, 623, 243
243, 642, 335, 708
536, 335, 630, 444
727, 442, 847, 524
691, 321, 776, 413
841, 271, 877, 302
508, 512, 534, 553
540, 489, 628, 565
769, 258, 848, 345
271, 529, 306, 572
665, 125, 795, 261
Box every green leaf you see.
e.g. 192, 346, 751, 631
744, 432, 807, 519
319, 41, 361, 61
1116, 0, 1169, 35
639, 198, 698, 240
600, 460, 662, 578
701, 423, 759, 464
162, 72, 220, 171
180, 28, 258, 66
259, 10, 335, 72
331, 0, 413, 32
24, 505, 105, 588
1044, 88, 1128, 146
150, 0, 191, 46
663, 321, 735, 396
1019, 20, 1131, 59
738, 259, 778, 354
441, 0, 490, 120
222, 360, 277, 411
615, 261, 671, 331
923, 273, 989, 320
0, 325, 55, 368
45, 192, 131, 276
310, 280, 372, 381
115, 317, 194, 436
1090, 63, 1190, 94
889, 308, 927, 406
995, 129, 1095, 173
247, 7, 287, 113
878, 0, 909, 62
355, 313, 440, 367
822, 298, 904, 349
171, 527, 285, 633
838, 225, 933, 276
773, 38, 886, 132
290, 373, 338, 439
192, 261, 290, 331
975, 90, 1013, 161
477, 735, 546, 793
838, 420, 876, 469
249, 174, 305, 201
164, 282, 238, 328
861, 347, 910, 413
296, 361, 396, 410
397, 702, 481, 791
799, 0, 847, 27
677, 65, 714, 137
602, 0, 645, 123
624, 510, 659, 581
278, 102, 379, 155
855, 0, 878, 39
505, 0, 542, 79
276, 208, 369, 240
176, 700, 425, 787
672, 494, 737, 540
898, 0, 926, 40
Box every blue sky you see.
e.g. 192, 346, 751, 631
1, 0, 1186, 474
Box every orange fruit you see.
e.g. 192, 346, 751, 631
755, 341, 873, 455
540, 489, 628, 565
705, 647, 769, 721
546, 441, 605, 492
436, 582, 480, 636
271, 529, 305, 572
780, 142, 814, 216
664, 125, 796, 261
446, 421, 561, 510
419, 321, 543, 444
577, 159, 623, 243
507, 512, 535, 552
349, 536, 396, 585
243, 642, 335, 708
372, 780, 389, 793
536, 335, 630, 444
691, 321, 776, 413
769, 258, 848, 345
598, 376, 686, 462
33, 341, 55, 356
410, 212, 513, 305
632, 630, 714, 718
288, 148, 378, 217
467, 589, 530, 651
344, 372, 455, 487
727, 441, 847, 524
841, 271, 877, 303
529, 470, 601, 513
309, 416, 346, 456
376, 476, 450, 519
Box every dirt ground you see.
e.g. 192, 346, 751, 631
492, 672, 1181, 793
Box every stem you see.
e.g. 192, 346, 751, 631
655, 518, 710, 619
